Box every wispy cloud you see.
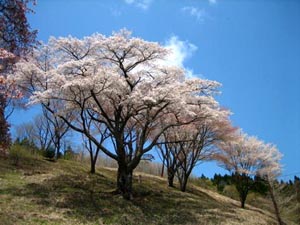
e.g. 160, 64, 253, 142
208, 0, 217, 5
181, 6, 207, 22
164, 36, 200, 78
124, 0, 153, 10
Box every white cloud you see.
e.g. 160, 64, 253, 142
208, 0, 217, 5
124, 0, 153, 10
164, 36, 200, 78
181, 6, 206, 22
164, 36, 197, 68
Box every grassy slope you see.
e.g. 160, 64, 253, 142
0, 157, 278, 225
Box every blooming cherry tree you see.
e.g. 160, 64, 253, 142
215, 131, 282, 208
13, 30, 223, 199
0, 50, 24, 153
0, 0, 37, 153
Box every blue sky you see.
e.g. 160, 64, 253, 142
10, 0, 300, 180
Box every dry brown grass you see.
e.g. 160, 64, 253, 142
0, 156, 278, 225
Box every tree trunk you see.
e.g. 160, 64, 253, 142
234, 173, 250, 209
55, 133, 61, 160
295, 178, 300, 225
267, 180, 284, 225
180, 176, 188, 192
237, 186, 248, 208
90, 147, 100, 174
89, 151, 96, 174
117, 165, 133, 200
90, 159, 96, 174
161, 159, 165, 177
240, 194, 246, 208
167, 168, 175, 187
0, 95, 10, 156
179, 170, 192, 192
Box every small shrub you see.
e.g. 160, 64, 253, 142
189, 176, 216, 191
222, 184, 239, 200
9, 144, 31, 166
43, 148, 55, 159
64, 146, 77, 160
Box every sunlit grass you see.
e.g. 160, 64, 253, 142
0, 155, 279, 225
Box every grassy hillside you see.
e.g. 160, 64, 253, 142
0, 155, 278, 225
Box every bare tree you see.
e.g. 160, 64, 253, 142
158, 115, 234, 191
157, 135, 180, 187
265, 176, 285, 225
258, 154, 285, 225
15, 121, 35, 142
15, 111, 70, 157
81, 110, 110, 174
42, 106, 70, 159
33, 114, 52, 151
175, 125, 218, 192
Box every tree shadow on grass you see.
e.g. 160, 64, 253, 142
2, 170, 244, 225
0, 156, 50, 175
2, 172, 117, 221
128, 182, 230, 225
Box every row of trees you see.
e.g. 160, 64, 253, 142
212, 174, 300, 225
15, 110, 102, 173
157, 127, 282, 210
10, 30, 282, 205
157, 116, 233, 191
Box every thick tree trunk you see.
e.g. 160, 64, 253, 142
117, 165, 133, 200
167, 168, 175, 187
237, 186, 248, 208
240, 194, 246, 208
237, 184, 249, 208
234, 173, 250, 209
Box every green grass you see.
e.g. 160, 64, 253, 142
0, 156, 278, 225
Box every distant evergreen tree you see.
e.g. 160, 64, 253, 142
211, 173, 233, 193
43, 146, 55, 159
252, 175, 269, 195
